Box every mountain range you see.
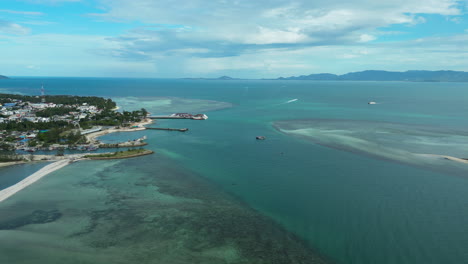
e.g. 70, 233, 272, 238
274, 70, 468, 82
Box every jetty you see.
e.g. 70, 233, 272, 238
148, 113, 208, 120
146, 127, 188, 132
149, 116, 186, 119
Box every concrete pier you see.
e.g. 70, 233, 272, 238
147, 127, 189, 132
148, 116, 187, 119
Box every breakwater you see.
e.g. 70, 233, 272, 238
146, 127, 189, 132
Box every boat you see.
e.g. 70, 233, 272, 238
368, 101, 377, 105
87, 145, 98, 151
256, 136, 266, 140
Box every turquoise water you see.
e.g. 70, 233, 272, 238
1, 78, 468, 263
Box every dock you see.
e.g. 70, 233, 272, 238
148, 113, 208, 120
148, 116, 187, 119
146, 127, 189, 132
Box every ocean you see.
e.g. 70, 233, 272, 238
1, 78, 468, 263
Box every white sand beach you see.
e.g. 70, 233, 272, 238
85, 118, 153, 144
0, 161, 27, 168
0, 159, 71, 203
0, 119, 154, 202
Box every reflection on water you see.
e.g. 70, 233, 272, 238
0, 154, 328, 264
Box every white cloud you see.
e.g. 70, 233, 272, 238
359, 34, 376, 43
0, 9, 44, 16
23, 0, 81, 3
0, 20, 31, 35
3, 0, 468, 77
84, 0, 467, 68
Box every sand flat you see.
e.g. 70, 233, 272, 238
0, 159, 70, 203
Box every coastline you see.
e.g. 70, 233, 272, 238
86, 149, 154, 160
0, 159, 71, 203
0, 161, 27, 168
0, 118, 155, 202
85, 118, 153, 144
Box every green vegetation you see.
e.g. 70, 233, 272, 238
0, 150, 23, 162
79, 108, 148, 128
36, 128, 85, 144
0, 121, 72, 131
0, 94, 116, 110
84, 148, 153, 159
36, 107, 77, 117
0, 92, 149, 149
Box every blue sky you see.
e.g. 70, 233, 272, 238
1, 0, 468, 78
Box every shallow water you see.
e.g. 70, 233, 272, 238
2, 78, 468, 264
0, 155, 327, 264
273, 119, 468, 175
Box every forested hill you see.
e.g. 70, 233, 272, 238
276, 70, 468, 82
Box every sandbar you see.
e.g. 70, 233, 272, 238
0, 159, 71, 203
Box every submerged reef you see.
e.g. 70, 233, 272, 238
0, 155, 329, 264
0, 210, 62, 230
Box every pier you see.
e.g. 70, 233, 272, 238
148, 116, 187, 119
148, 113, 208, 120
146, 127, 189, 132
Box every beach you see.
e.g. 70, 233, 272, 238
85, 118, 153, 144
0, 159, 71, 202
0, 161, 27, 168
0, 118, 154, 202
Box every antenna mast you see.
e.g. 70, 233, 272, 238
41, 84, 46, 103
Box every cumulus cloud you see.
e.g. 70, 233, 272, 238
90, 0, 465, 59
4, 0, 467, 77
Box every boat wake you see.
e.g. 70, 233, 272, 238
276, 99, 299, 106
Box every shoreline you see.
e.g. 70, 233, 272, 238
85, 118, 153, 144
0, 118, 155, 202
86, 149, 154, 160
0, 159, 71, 203
0, 161, 27, 168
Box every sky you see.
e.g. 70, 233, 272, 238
0, 0, 468, 78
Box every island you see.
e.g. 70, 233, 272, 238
0, 93, 152, 162
273, 70, 468, 82
0, 92, 212, 202
0, 75, 8, 79
0, 93, 156, 202
182, 76, 240, 80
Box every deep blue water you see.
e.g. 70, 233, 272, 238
1, 78, 468, 264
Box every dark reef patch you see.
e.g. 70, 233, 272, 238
68, 155, 331, 264
0, 209, 62, 230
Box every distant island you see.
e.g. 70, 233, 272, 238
186, 70, 468, 82
183, 76, 240, 80
275, 70, 468, 82
0, 75, 8, 79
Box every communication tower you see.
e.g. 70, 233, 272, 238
41, 84, 46, 103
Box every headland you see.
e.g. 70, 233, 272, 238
0, 92, 210, 202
